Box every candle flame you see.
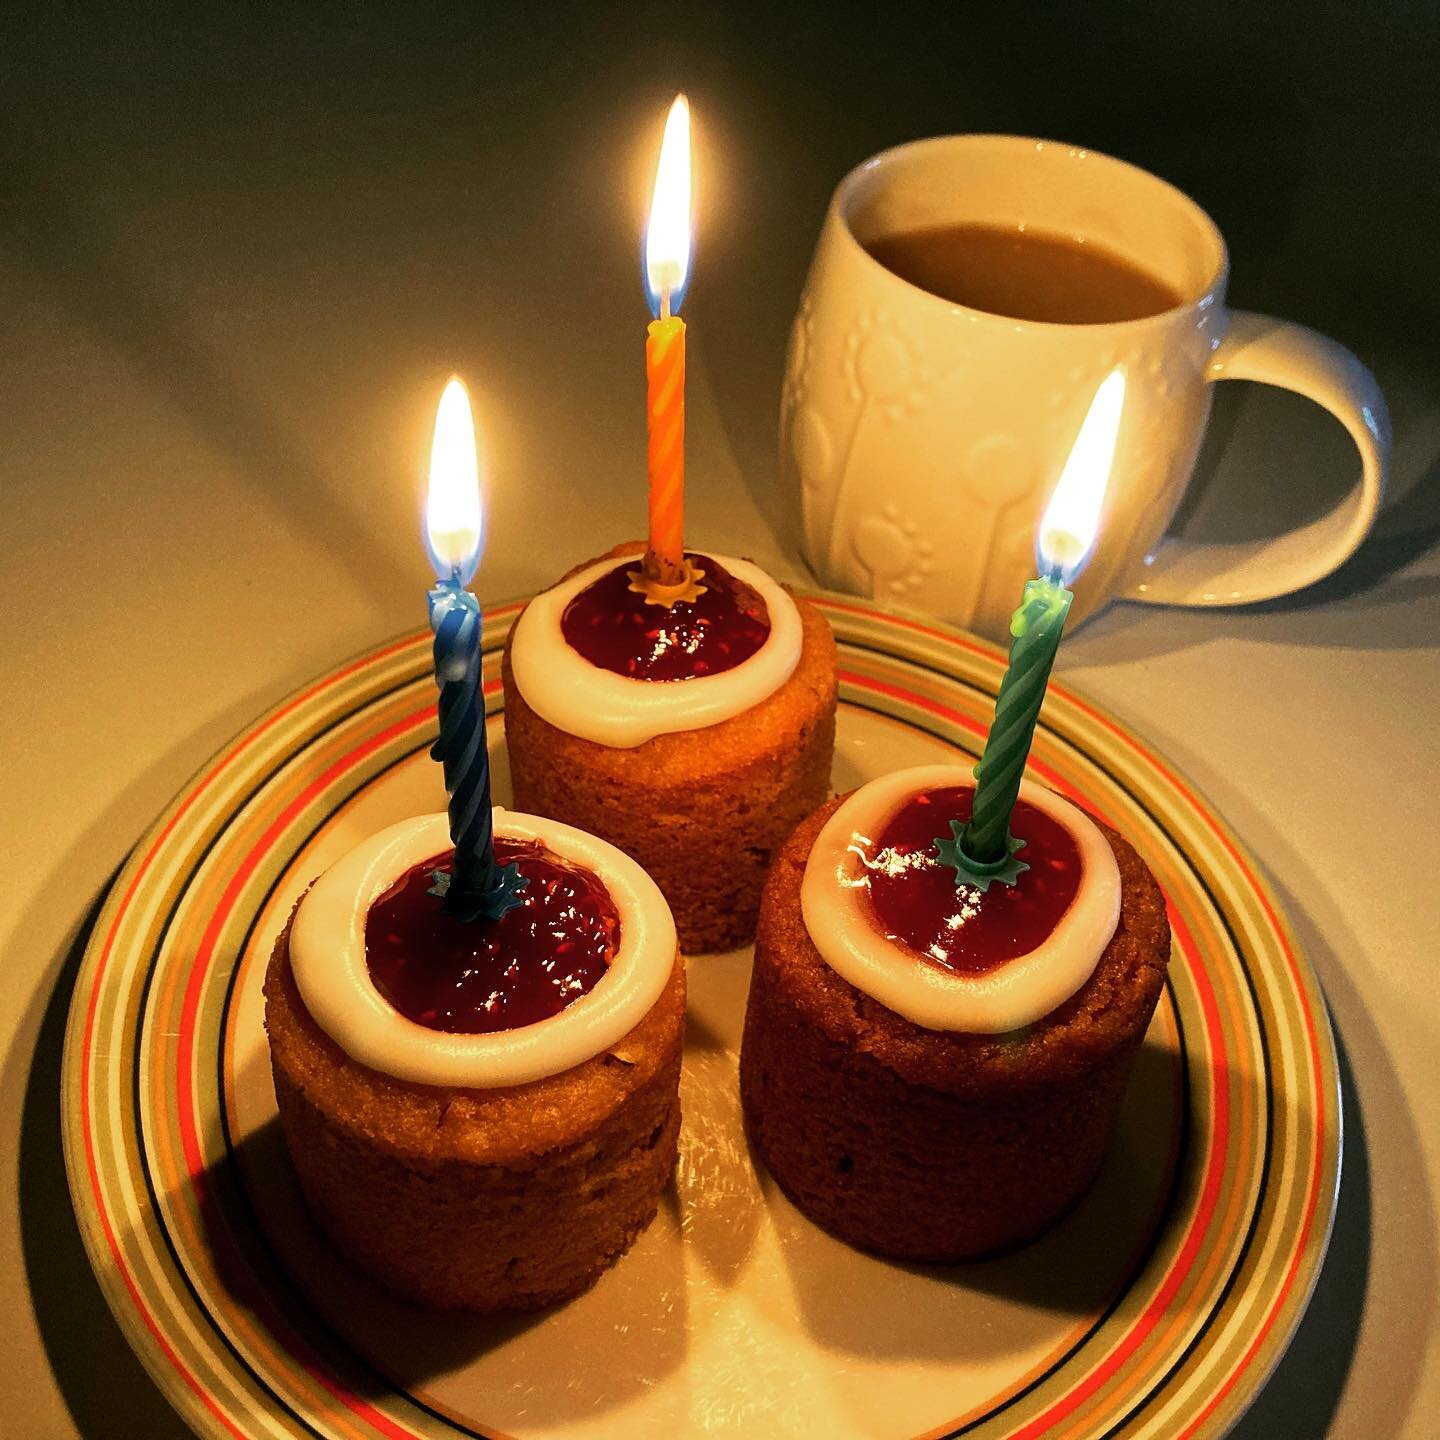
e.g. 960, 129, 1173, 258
1037, 368, 1126, 585
644, 94, 692, 317
425, 377, 483, 584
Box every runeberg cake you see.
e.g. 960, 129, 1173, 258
739, 764, 1171, 1261
265, 809, 684, 1311
502, 541, 836, 952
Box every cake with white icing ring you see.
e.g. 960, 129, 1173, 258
264, 808, 685, 1312
502, 540, 837, 952
739, 765, 1172, 1261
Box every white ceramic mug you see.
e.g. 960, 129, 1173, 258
781, 135, 1391, 640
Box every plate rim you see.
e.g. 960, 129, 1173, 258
60, 588, 1342, 1440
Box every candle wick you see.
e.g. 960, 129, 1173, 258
660, 286, 671, 322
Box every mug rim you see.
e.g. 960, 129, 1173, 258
833, 133, 1230, 329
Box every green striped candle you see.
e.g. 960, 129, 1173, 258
962, 576, 1073, 867
941, 369, 1126, 891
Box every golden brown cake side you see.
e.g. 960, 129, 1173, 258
739, 796, 1170, 1261
502, 542, 837, 952
265, 914, 686, 1311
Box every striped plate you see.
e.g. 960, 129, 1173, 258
62, 594, 1339, 1440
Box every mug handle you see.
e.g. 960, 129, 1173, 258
1125, 311, 1391, 606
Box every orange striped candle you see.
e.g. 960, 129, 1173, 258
642, 94, 692, 589
645, 310, 686, 583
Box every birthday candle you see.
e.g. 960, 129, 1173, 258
423, 378, 525, 921
941, 370, 1126, 890
645, 310, 686, 584
642, 94, 693, 588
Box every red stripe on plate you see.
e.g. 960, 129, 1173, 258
81, 634, 516, 1432
841, 667, 1236, 1434
79, 1142, 249, 1440
84, 611, 1313, 1440
820, 598, 1001, 666
1033, 681, 1328, 1435
175, 704, 436, 1440
836, 669, 1113, 823
172, 672, 506, 1436
1006, 901, 1228, 1438
79, 632, 430, 1433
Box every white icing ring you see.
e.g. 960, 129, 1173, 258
290, 810, 677, 1087
508, 551, 803, 747
800, 766, 1121, 1034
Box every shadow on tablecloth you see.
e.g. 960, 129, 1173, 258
19, 886, 192, 1439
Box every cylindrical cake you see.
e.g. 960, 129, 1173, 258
264, 811, 684, 1311
502, 542, 837, 953
739, 784, 1171, 1262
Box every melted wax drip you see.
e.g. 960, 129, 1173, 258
862, 786, 1083, 975
560, 553, 771, 681
365, 838, 620, 1034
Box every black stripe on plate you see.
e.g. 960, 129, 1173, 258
217, 740, 498, 1440
128, 673, 440, 1437
838, 691, 1276, 1439
133, 640, 1280, 1440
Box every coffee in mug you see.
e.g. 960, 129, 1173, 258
864, 224, 1183, 325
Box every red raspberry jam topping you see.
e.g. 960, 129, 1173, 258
862, 786, 1083, 976
560, 553, 771, 681
365, 837, 620, 1034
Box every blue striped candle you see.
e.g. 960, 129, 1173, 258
423, 379, 525, 921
